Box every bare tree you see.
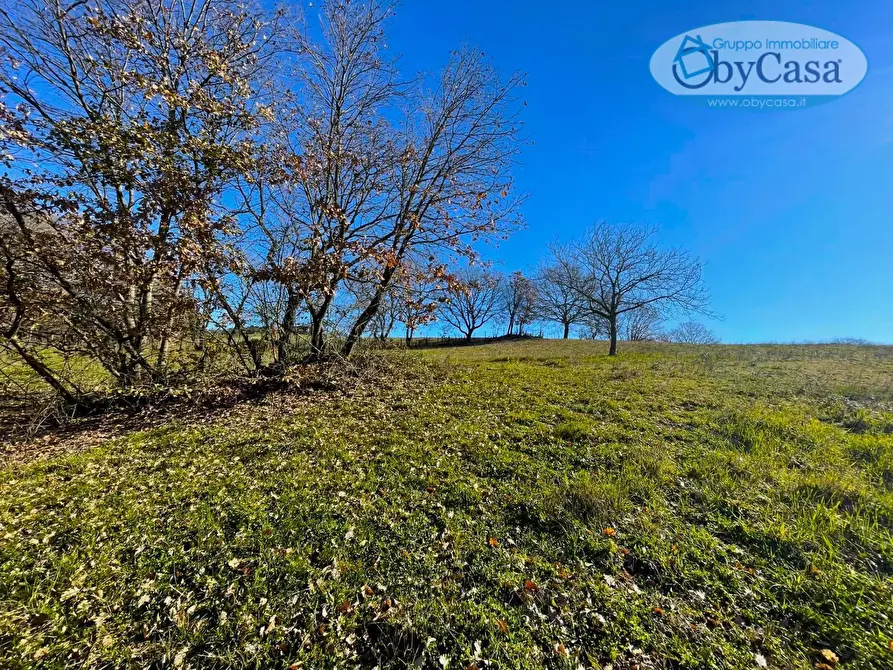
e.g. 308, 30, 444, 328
622, 306, 663, 341
581, 314, 608, 341
216, 1, 396, 363
441, 269, 501, 341
501, 271, 538, 336
552, 222, 710, 355
666, 321, 719, 344
536, 263, 585, 339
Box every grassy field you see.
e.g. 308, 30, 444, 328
1, 340, 892, 669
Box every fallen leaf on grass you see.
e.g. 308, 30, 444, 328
818, 649, 838, 665
495, 619, 508, 634
488, 537, 499, 547
603, 527, 616, 537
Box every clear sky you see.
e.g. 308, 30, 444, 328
372, 0, 893, 343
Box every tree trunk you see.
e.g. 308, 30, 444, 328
342, 257, 408, 357
506, 315, 514, 336
405, 328, 414, 346
608, 314, 618, 356
120, 352, 143, 388
277, 289, 300, 365
563, 322, 570, 339
341, 286, 386, 358
156, 335, 170, 371
209, 280, 262, 373
7, 338, 79, 405
465, 328, 474, 341
309, 310, 326, 360
154, 277, 183, 373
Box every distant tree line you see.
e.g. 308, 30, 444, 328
438, 222, 715, 354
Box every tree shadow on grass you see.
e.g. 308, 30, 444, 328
0, 357, 398, 463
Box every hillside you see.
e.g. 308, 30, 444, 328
1, 341, 892, 669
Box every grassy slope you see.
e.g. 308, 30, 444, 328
1, 341, 892, 669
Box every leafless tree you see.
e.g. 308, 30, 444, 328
622, 306, 663, 341
666, 321, 718, 344
581, 315, 608, 341
240, 0, 402, 360
441, 268, 501, 341
536, 263, 585, 339
501, 271, 538, 336
551, 222, 710, 355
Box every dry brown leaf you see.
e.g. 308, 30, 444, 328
818, 649, 838, 665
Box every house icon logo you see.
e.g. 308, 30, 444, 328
672, 34, 714, 87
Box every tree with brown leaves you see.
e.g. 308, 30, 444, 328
241, 1, 524, 360
0, 0, 281, 391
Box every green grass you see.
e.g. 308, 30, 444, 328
1, 341, 892, 668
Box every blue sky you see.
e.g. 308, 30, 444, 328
369, 0, 893, 342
